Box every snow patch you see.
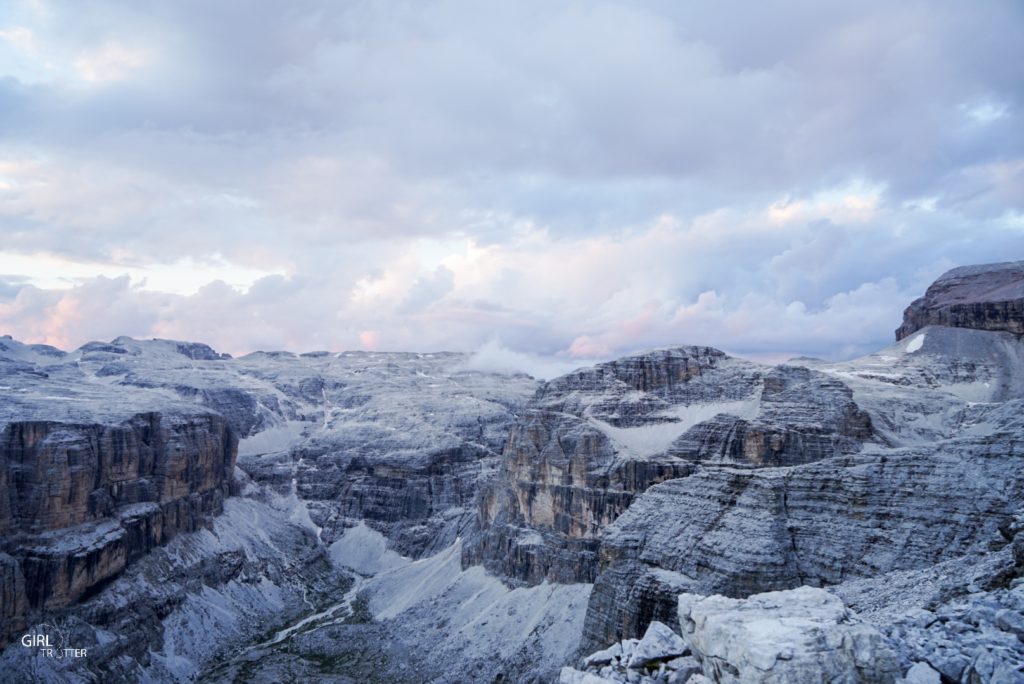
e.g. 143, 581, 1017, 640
328, 521, 408, 575
906, 333, 926, 353
238, 421, 307, 456
587, 398, 760, 458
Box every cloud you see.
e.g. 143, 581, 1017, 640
0, 26, 37, 54
0, 1, 1021, 365
462, 337, 596, 380
399, 265, 455, 314
73, 41, 149, 83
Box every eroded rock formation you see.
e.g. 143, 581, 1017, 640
896, 261, 1024, 340
0, 412, 236, 645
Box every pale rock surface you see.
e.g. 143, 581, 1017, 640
628, 620, 688, 668
901, 662, 941, 684
562, 620, 700, 684
677, 587, 900, 683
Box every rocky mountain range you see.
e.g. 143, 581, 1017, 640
1, 260, 1023, 683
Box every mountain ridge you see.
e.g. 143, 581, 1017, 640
1, 261, 1023, 682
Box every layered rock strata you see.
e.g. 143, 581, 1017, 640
0, 338, 239, 646
896, 261, 1024, 340
466, 347, 875, 587
0, 412, 236, 645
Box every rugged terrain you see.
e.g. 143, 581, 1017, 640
1, 260, 1024, 683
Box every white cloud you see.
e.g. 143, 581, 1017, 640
0, 251, 285, 295
462, 337, 595, 380
73, 41, 148, 82
0, 1, 1021, 364
961, 100, 1009, 125
0, 26, 37, 54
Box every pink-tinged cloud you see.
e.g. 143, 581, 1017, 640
0, 0, 1019, 363
359, 330, 380, 350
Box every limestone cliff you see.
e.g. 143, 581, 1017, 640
896, 261, 1024, 340
0, 338, 239, 646
0, 412, 237, 645
464, 347, 876, 586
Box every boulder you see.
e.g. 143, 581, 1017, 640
628, 620, 688, 668
900, 662, 940, 684
677, 586, 901, 683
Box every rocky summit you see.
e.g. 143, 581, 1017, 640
896, 260, 1024, 340
2, 261, 1024, 683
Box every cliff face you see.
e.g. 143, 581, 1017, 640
0, 413, 235, 533
0, 338, 240, 647
896, 261, 1024, 340
464, 263, 1024, 661
0, 412, 236, 645
576, 323, 1024, 653
464, 348, 875, 586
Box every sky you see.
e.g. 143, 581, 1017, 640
0, 0, 1022, 374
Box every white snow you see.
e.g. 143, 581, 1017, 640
906, 333, 926, 353
237, 421, 307, 456
587, 398, 760, 458
328, 521, 408, 576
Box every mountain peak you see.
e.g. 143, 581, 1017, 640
896, 260, 1024, 340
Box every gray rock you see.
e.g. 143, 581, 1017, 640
627, 620, 687, 668
677, 587, 901, 683
996, 608, 1024, 641
896, 261, 1024, 340
900, 662, 940, 684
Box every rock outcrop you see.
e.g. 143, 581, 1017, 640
0, 338, 239, 647
896, 261, 1024, 340
467, 347, 879, 586
677, 587, 901, 683
560, 620, 698, 684
466, 346, 876, 592
581, 323, 1024, 652
567, 587, 901, 684
0, 411, 237, 646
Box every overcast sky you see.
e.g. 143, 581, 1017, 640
0, 1, 1021, 372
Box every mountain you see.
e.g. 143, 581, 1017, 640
2, 261, 1024, 683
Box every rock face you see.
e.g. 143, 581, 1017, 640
465, 347, 878, 586
581, 325, 1024, 652
0, 335, 545, 681
0, 338, 239, 647
896, 261, 1024, 340
0, 434, 236, 645
3, 260, 1024, 683
1, 413, 235, 535
677, 587, 901, 683
466, 345, 876, 609
231, 350, 537, 558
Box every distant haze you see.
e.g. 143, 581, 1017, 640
0, 1, 1021, 366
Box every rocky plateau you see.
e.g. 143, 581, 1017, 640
1, 260, 1024, 683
